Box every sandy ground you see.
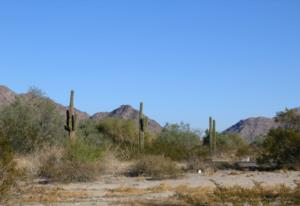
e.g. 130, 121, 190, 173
11, 170, 300, 206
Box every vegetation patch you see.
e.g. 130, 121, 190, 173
128, 155, 183, 180
38, 139, 104, 183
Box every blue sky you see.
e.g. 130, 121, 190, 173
0, 0, 300, 131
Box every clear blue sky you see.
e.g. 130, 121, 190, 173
1, 0, 300, 131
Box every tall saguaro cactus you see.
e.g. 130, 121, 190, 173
209, 117, 217, 155
212, 119, 217, 154
65, 90, 77, 141
209, 117, 213, 153
139, 102, 145, 151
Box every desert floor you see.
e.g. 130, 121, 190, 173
11, 170, 300, 206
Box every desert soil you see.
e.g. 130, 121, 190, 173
11, 170, 300, 206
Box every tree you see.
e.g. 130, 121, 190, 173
156, 122, 201, 148
96, 118, 139, 145
275, 108, 300, 131
258, 108, 300, 167
260, 128, 300, 166
0, 88, 65, 153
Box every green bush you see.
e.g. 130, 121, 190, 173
259, 128, 300, 167
203, 131, 249, 157
145, 123, 202, 161
0, 130, 21, 202
0, 88, 64, 153
38, 139, 104, 182
78, 119, 111, 146
96, 118, 138, 144
275, 108, 300, 131
258, 108, 300, 167
156, 123, 201, 147
128, 155, 182, 180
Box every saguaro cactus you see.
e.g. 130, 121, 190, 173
209, 117, 213, 153
65, 90, 77, 141
209, 117, 217, 155
212, 119, 217, 154
139, 102, 145, 151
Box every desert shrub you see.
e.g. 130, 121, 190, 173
217, 133, 246, 150
203, 131, 250, 157
235, 144, 251, 157
156, 123, 201, 147
146, 123, 201, 161
38, 139, 104, 182
79, 118, 158, 160
258, 108, 300, 168
145, 143, 190, 161
96, 118, 139, 144
259, 128, 300, 167
113, 143, 141, 160
0, 130, 21, 202
275, 108, 300, 131
0, 88, 64, 153
128, 155, 183, 180
78, 119, 111, 146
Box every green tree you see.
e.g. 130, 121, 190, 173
146, 123, 202, 161
96, 118, 139, 145
259, 108, 300, 166
0, 88, 65, 153
156, 122, 201, 147
275, 108, 300, 131
260, 128, 300, 166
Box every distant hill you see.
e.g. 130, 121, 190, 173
4, 85, 299, 139
0, 85, 89, 121
91, 105, 162, 134
224, 107, 300, 143
0, 85, 162, 133
0, 86, 17, 107
223, 117, 278, 143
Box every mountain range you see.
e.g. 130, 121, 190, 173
224, 107, 300, 143
0, 85, 299, 142
0, 85, 162, 134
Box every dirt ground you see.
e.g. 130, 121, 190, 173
10, 170, 300, 206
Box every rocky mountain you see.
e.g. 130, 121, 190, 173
0, 85, 89, 120
224, 117, 278, 143
91, 105, 162, 133
0, 86, 17, 107
224, 107, 300, 143
0, 85, 162, 133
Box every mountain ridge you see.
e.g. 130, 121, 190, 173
91, 105, 162, 133
223, 117, 278, 143
0, 85, 162, 133
223, 107, 300, 143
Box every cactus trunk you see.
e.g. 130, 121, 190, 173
65, 90, 77, 141
213, 119, 217, 154
139, 102, 145, 151
209, 117, 213, 153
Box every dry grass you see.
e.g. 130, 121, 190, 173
36, 143, 104, 183
149, 183, 173, 193
99, 151, 132, 175
105, 182, 300, 206
174, 185, 214, 206
105, 186, 146, 197
18, 185, 88, 204
105, 183, 173, 198
175, 182, 300, 206
14, 146, 64, 178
